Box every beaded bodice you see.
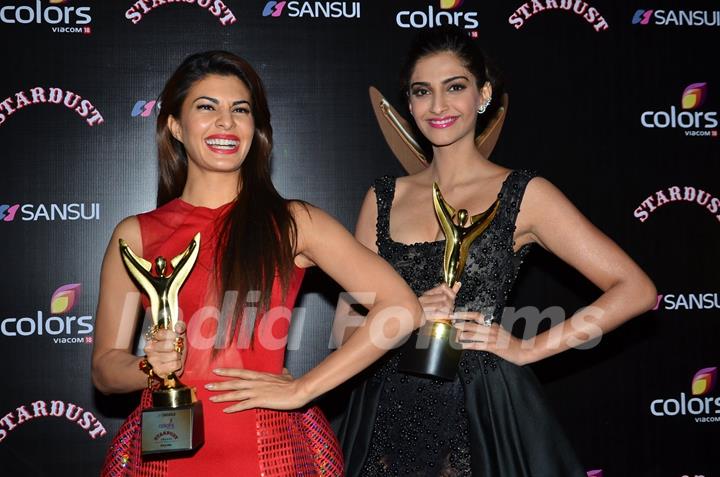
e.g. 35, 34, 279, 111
357, 170, 538, 476
375, 170, 535, 320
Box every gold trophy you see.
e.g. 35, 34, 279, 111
119, 233, 204, 456
399, 185, 500, 380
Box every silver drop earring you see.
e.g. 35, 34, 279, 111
477, 96, 492, 115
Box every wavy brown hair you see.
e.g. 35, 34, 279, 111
156, 51, 297, 347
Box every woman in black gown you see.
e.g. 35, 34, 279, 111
339, 27, 656, 476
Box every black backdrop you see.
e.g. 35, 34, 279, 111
1, 1, 718, 476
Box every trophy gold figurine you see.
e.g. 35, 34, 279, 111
399, 185, 500, 380
119, 232, 204, 456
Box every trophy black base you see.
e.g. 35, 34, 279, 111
398, 321, 461, 381
141, 396, 204, 456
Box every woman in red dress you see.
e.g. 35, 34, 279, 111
91, 51, 423, 476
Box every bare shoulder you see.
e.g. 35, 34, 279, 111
513, 176, 570, 245
522, 175, 566, 206
110, 215, 142, 254
288, 200, 323, 229
360, 186, 378, 209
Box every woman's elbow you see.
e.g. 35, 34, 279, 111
638, 276, 658, 313
91, 355, 113, 395
628, 271, 657, 314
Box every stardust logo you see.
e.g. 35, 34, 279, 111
633, 186, 720, 224
0, 202, 100, 222
131, 99, 160, 118
650, 367, 720, 423
640, 83, 718, 137
0, 0, 92, 34
632, 9, 720, 28
0, 87, 104, 127
0, 284, 94, 344
262, 1, 360, 19
509, 0, 608, 32
396, 0, 479, 30
125, 0, 237, 26
0, 399, 107, 444
653, 293, 720, 311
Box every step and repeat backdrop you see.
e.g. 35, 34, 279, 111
0, 1, 718, 476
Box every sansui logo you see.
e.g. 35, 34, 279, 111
0, 87, 104, 127
633, 186, 720, 224
650, 367, 720, 423
0, 284, 94, 344
126, 0, 237, 26
654, 293, 720, 311
396, 0, 479, 30
0, 0, 92, 34
640, 83, 718, 137
632, 9, 720, 28
131, 99, 160, 118
509, 0, 608, 32
0, 399, 107, 444
0, 202, 100, 222
262, 1, 360, 19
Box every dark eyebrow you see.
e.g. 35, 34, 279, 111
192, 96, 251, 106
410, 76, 470, 89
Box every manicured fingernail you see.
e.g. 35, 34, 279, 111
204, 383, 215, 390
209, 396, 217, 402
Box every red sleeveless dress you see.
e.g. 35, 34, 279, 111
102, 198, 344, 476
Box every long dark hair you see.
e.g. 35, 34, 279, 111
399, 26, 504, 149
156, 51, 296, 347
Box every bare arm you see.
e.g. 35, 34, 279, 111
292, 203, 423, 400
456, 177, 657, 364
209, 202, 423, 411
354, 187, 379, 252
91, 217, 184, 394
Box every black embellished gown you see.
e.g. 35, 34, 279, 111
339, 170, 586, 476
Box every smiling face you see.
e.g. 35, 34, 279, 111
408, 51, 489, 148
167, 74, 255, 175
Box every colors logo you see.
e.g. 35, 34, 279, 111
654, 293, 720, 311
0, 203, 100, 222
51, 284, 80, 314
640, 83, 718, 137
0, 399, 106, 444
262, 1, 360, 19
0, 87, 104, 127
125, 0, 237, 26
693, 368, 716, 396
650, 367, 720, 422
0, 284, 93, 343
682, 83, 706, 109
587, 471, 603, 477
0, 0, 92, 34
632, 9, 720, 27
131, 99, 160, 118
396, 0, 479, 29
508, 0, 608, 32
